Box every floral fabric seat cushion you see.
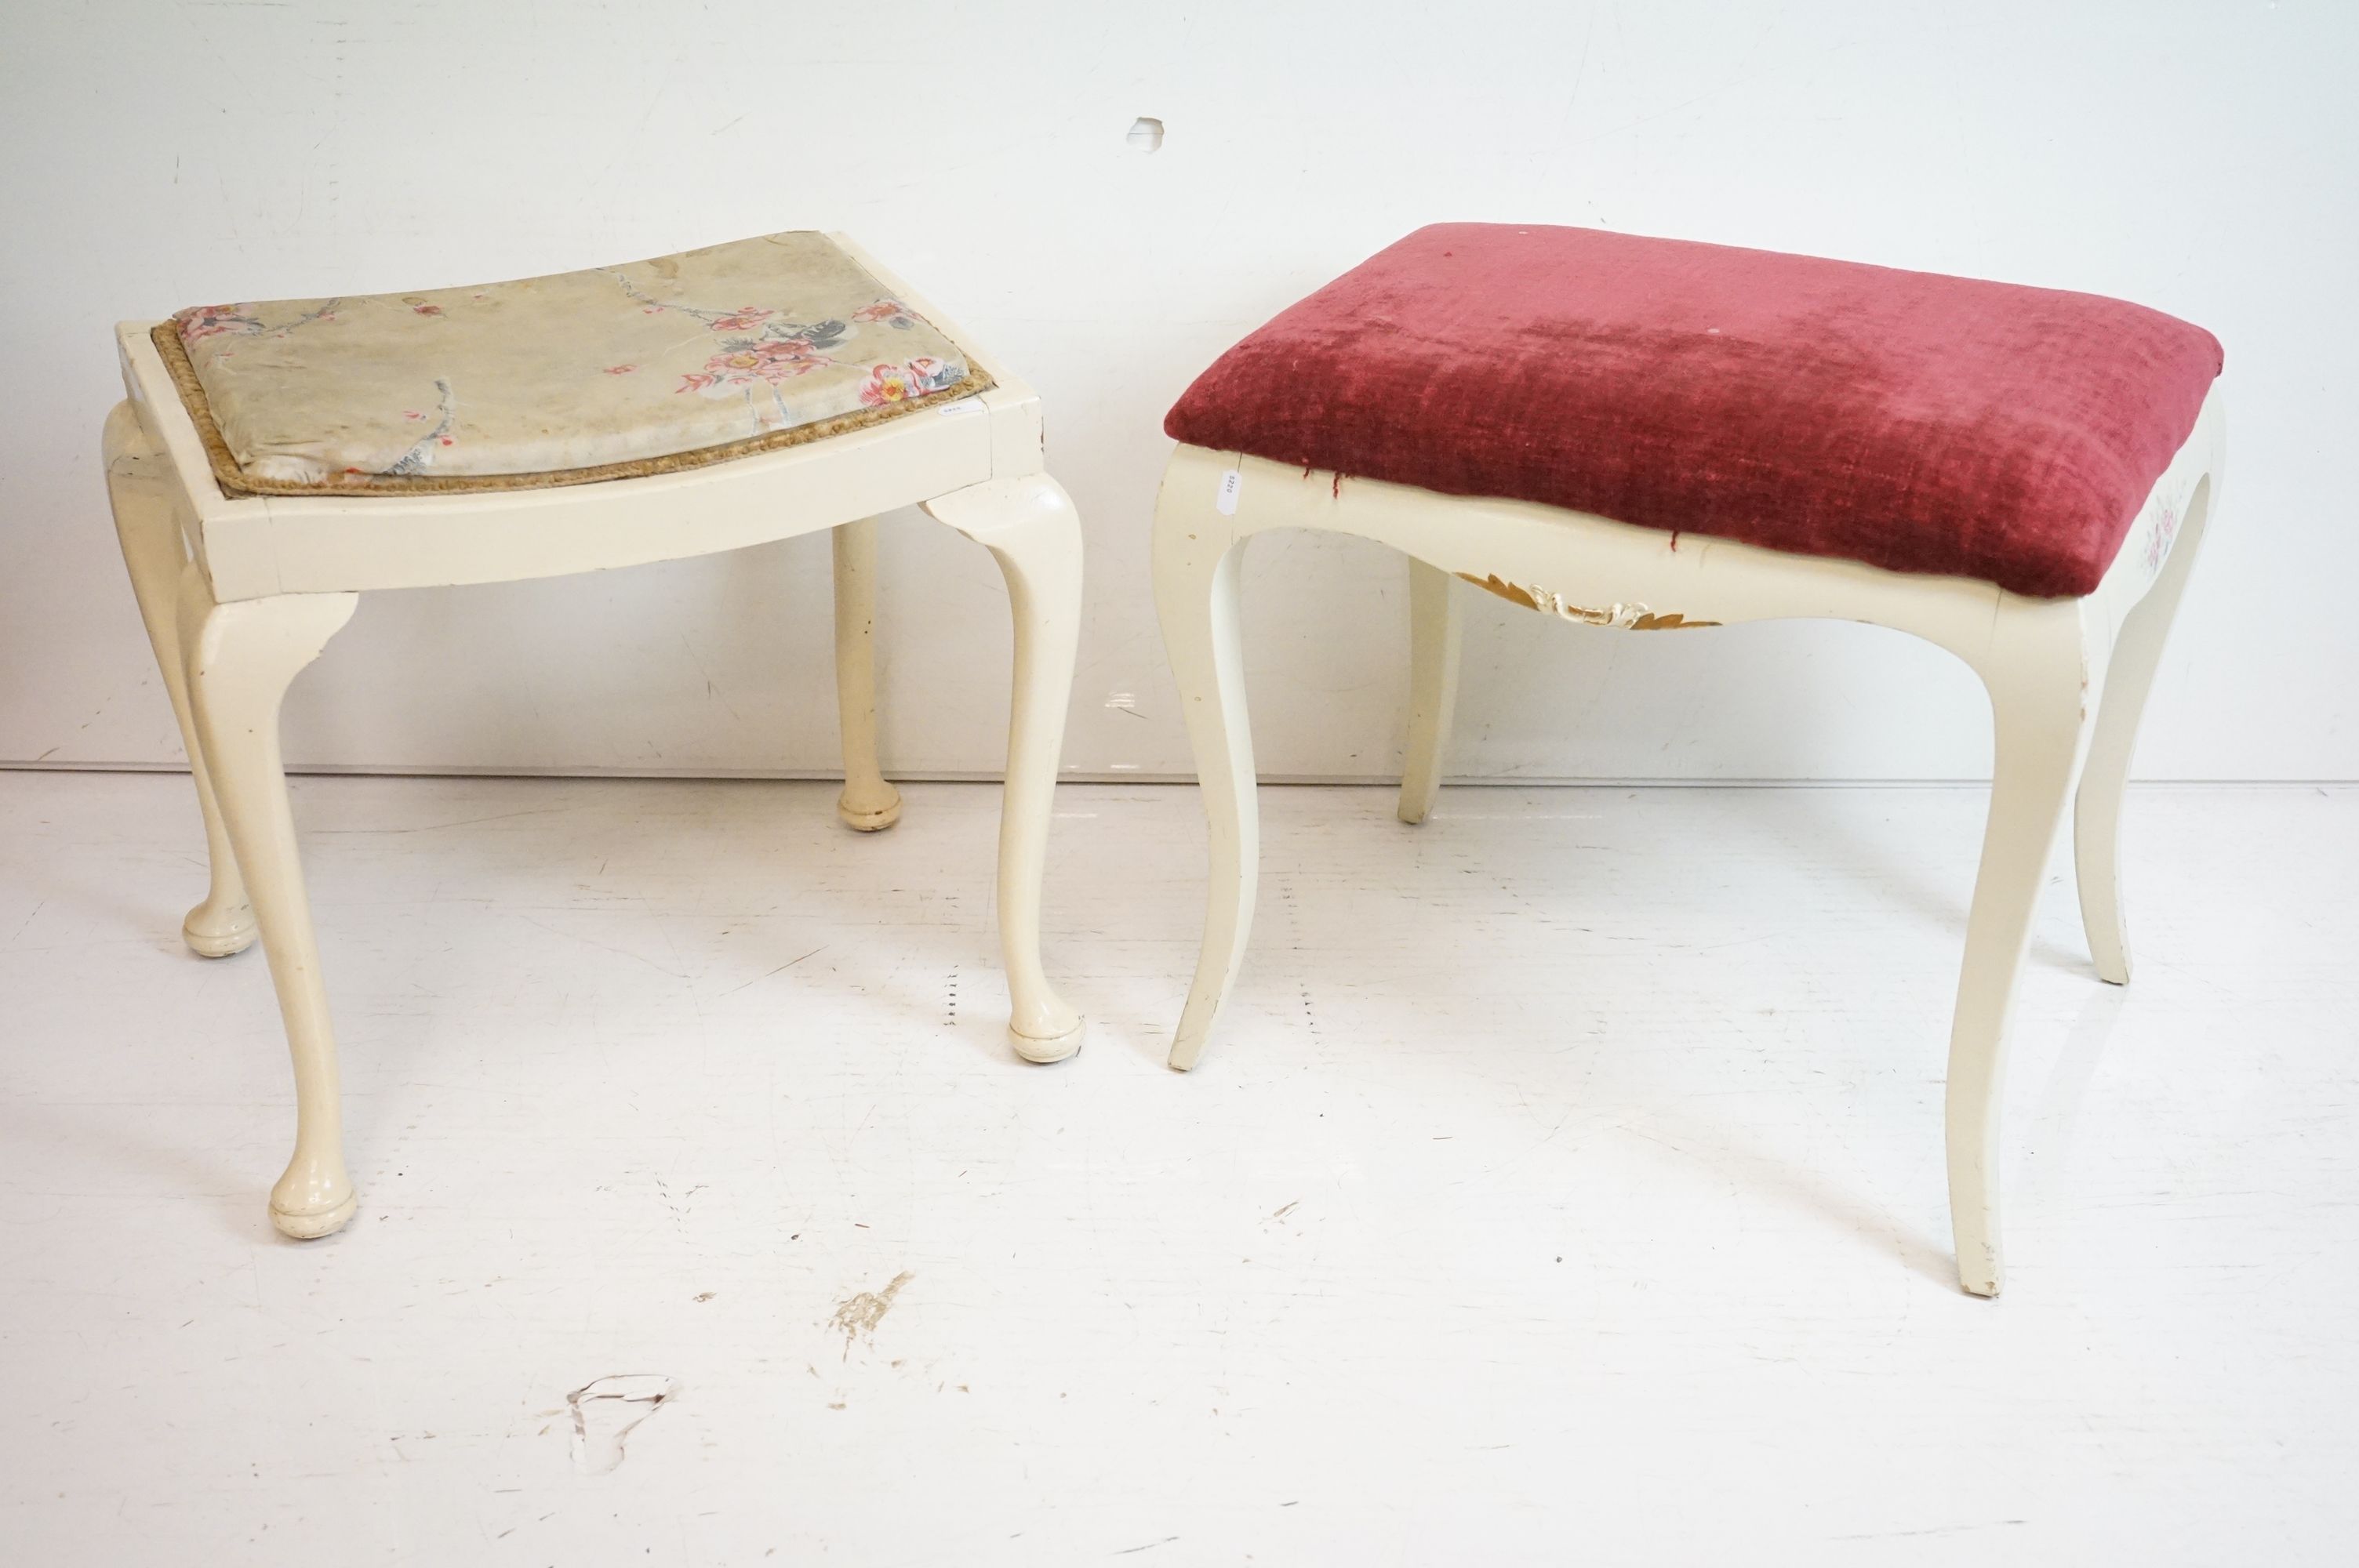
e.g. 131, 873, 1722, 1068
160, 231, 987, 495
1164, 223, 2223, 598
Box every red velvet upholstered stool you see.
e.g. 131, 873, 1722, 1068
1151, 223, 2224, 1295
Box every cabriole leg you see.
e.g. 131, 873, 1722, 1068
2074, 473, 2218, 985
832, 516, 903, 832
1398, 557, 1463, 826
1152, 481, 1257, 1073
1948, 607, 2104, 1296
179, 567, 362, 1238
103, 402, 255, 956
925, 477, 1086, 1063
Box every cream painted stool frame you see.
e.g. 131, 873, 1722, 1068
1154, 389, 2223, 1295
104, 235, 1085, 1241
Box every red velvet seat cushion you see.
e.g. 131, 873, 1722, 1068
1165, 224, 2221, 598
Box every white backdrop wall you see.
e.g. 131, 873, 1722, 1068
2, 1, 2352, 782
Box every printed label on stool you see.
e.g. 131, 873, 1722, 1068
1216, 468, 1242, 515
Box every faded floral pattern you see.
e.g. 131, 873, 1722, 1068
165, 231, 979, 488
683, 339, 831, 394
175, 299, 340, 342
382, 379, 459, 475
176, 304, 264, 340
860, 357, 962, 407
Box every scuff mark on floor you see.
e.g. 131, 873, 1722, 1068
565, 1374, 678, 1474
830, 1270, 914, 1358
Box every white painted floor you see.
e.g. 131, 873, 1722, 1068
2, 773, 2354, 1564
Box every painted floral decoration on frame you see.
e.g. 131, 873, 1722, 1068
2143, 492, 2183, 577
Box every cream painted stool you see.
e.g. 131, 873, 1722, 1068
1153, 223, 2225, 1294
104, 230, 1085, 1240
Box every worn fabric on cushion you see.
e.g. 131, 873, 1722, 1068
162, 231, 985, 495
1164, 223, 2221, 597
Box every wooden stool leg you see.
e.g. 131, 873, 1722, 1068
925, 476, 1086, 1063
1948, 606, 2104, 1295
1398, 557, 1463, 826
179, 566, 362, 1238
832, 516, 903, 832
1153, 484, 1256, 1073
103, 404, 256, 957
2076, 475, 2218, 985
